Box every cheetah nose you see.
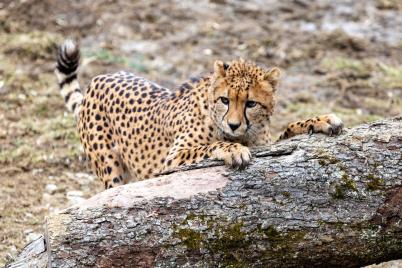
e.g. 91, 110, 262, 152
228, 123, 241, 131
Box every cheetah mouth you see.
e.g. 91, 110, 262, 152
222, 124, 253, 139
222, 131, 245, 140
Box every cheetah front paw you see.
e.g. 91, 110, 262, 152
310, 114, 344, 136
213, 144, 252, 169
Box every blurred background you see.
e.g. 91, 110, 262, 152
0, 0, 401, 265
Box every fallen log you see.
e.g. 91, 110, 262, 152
7, 117, 402, 268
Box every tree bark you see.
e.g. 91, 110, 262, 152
7, 117, 402, 268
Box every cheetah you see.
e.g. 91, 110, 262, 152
55, 40, 343, 189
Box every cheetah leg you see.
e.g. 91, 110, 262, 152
278, 114, 344, 141
79, 123, 126, 189
163, 141, 252, 172
86, 149, 126, 189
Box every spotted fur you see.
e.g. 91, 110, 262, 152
278, 114, 344, 140
55, 40, 343, 189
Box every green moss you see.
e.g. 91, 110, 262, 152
264, 226, 304, 247
335, 222, 345, 230
327, 156, 339, 164
174, 216, 250, 266
183, 212, 197, 222
174, 214, 306, 266
332, 173, 358, 199
318, 159, 327, 165
209, 221, 250, 266
322, 161, 360, 200
366, 174, 384, 191
239, 203, 247, 209
282, 191, 291, 198
333, 184, 346, 199
341, 174, 357, 192
317, 152, 339, 166
338, 165, 348, 173
256, 225, 306, 250
264, 225, 280, 239
176, 228, 204, 250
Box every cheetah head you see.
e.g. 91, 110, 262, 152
208, 59, 281, 140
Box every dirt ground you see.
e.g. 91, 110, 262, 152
0, 0, 401, 266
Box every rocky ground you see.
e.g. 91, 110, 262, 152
0, 0, 401, 266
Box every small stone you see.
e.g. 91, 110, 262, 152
26, 232, 41, 243
66, 190, 85, 205
64, 172, 96, 185
0, 80, 8, 94
45, 184, 58, 194
32, 168, 44, 175
42, 193, 52, 203
203, 48, 213, 55
6, 246, 18, 262
67, 190, 84, 197
7, 245, 17, 257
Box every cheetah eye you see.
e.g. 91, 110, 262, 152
220, 97, 229, 105
246, 100, 257, 108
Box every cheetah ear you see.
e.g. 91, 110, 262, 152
264, 67, 281, 90
214, 60, 227, 78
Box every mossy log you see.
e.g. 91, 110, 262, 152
7, 117, 402, 268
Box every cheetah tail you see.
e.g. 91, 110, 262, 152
55, 39, 83, 118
